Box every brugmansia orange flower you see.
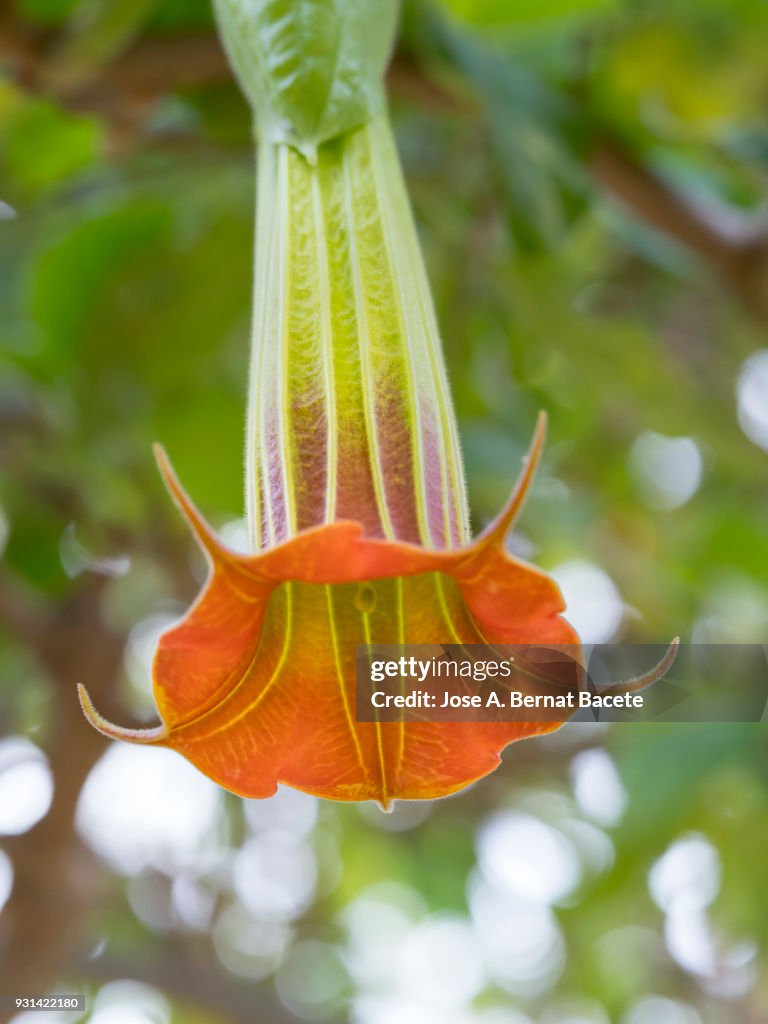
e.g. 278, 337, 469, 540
79, 1, 581, 805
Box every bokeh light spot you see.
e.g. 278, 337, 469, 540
468, 873, 566, 997
477, 811, 581, 906
213, 902, 292, 980
398, 915, 485, 1007
90, 980, 170, 1024
76, 745, 221, 875
649, 834, 720, 913
622, 996, 702, 1024
243, 784, 318, 838
570, 748, 627, 827
232, 831, 316, 920
276, 939, 349, 1020
736, 349, 768, 451
0, 737, 53, 835
0, 849, 13, 912
551, 561, 623, 643
629, 432, 702, 509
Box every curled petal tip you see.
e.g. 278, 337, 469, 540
77, 684, 167, 744
595, 638, 680, 698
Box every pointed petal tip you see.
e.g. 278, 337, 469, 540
481, 413, 549, 546
153, 443, 173, 485
77, 684, 168, 745
152, 443, 223, 559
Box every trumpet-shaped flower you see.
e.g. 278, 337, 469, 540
79, 0, 581, 805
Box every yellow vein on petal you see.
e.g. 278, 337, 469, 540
433, 573, 472, 646
393, 576, 406, 774
176, 582, 295, 742
362, 603, 389, 807
326, 585, 367, 781
434, 572, 495, 698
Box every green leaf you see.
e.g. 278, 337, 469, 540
212, 0, 400, 158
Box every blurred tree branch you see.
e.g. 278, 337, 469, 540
589, 138, 768, 323
74, 945, 294, 1024
3, 14, 768, 322
0, 578, 45, 652
0, 16, 231, 141
0, 575, 117, 1021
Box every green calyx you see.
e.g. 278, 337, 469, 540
213, 0, 400, 160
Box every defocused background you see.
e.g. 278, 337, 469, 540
1, 0, 767, 1022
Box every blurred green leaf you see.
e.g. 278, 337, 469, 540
17, 0, 78, 24
149, 0, 215, 30
438, 0, 616, 30
429, 14, 589, 249
53, 0, 161, 85
0, 98, 104, 194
